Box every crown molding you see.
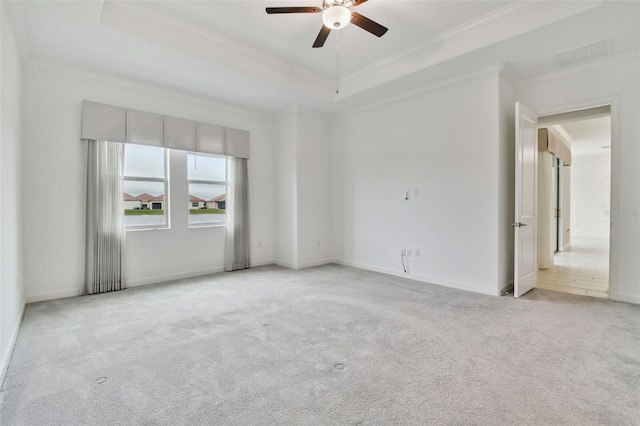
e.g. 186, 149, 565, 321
337, 63, 502, 119
2, 1, 32, 62
344, 0, 536, 83
498, 63, 521, 89
99, 0, 335, 101
335, 0, 602, 100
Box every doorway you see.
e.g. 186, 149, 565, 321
536, 112, 611, 298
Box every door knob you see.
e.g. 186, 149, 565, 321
511, 222, 528, 228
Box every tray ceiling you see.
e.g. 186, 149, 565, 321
5, 0, 639, 112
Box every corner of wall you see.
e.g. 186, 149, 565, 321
0, 302, 25, 388
0, 0, 27, 389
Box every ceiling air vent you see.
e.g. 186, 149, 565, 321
554, 39, 610, 68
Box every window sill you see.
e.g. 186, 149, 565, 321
126, 226, 170, 232
188, 223, 226, 229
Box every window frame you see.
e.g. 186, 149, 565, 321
187, 152, 227, 228
123, 146, 170, 231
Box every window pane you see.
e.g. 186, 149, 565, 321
124, 144, 165, 178
124, 180, 166, 227
188, 183, 225, 224
187, 154, 226, 181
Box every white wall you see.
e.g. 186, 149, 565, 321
273, 108, 332, 269
518, 54, 640, 303
332, 72, 505, 295
570, 152, 611, 239
296, 110, 332, 267
21, 61, 275, 301
274, 109, 298, 268
1, 4, 25, 382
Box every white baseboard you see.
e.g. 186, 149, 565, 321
333, 259, 501, 296
26, 288, 83, 304
26, 261, 277, 302
250, 259, 274, 268
126, 266, 225, 288
298, 259, 333, 269
274, 260, 298, 269
1, 302, 26, 389
274, 259, 332, 270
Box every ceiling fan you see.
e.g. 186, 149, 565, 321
266, 0, 388, 48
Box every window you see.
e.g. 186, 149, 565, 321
187, 153, 226, 226
123, 144, 168, 229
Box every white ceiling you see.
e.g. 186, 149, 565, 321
558, 116, 611, 157
5, 0, 640, 113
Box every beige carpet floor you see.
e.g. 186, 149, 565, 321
1, 264, 639, 425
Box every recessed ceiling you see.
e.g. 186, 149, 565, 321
4, 0, 639, 113
136, 0, 513, 77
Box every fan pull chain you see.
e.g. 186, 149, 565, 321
336, 30, 340, 94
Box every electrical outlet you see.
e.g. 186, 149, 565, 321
406, 248, 412, 257
415, 248, 420, 257
414, 188, 420, 197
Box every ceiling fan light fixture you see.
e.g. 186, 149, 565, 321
322, 5, 351, 29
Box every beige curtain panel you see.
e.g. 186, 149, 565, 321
537, 151, 555, 269
538, 128, 571, 166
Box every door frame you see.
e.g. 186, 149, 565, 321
536, 96, 618, 300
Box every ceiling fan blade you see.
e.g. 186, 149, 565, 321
313, 25, 331, 48
350, 12, 388, 37
266, 6, 322, 14
353, 0, 369, 6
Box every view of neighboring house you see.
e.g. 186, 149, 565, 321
189, 195, 206, 210
123, 193, 164, 210
209, 194, 226, 210
124, 193, 224, 211
148, 195, 164, 210
123, 193, 142, 210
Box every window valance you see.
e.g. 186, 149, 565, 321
538, 128, 571, 166
81, 100, 250, 159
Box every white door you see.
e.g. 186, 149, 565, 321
514, 102, 538, 297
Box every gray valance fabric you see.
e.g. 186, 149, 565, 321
81, 100, 250, 158
538, 128, 571, 166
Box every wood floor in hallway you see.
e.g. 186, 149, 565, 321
536, 237, 609, 298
